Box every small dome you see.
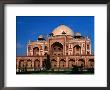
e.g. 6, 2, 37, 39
38, 35, 43, 38
52, 25, 74, 36
38, 35, 45, 41
75, 32, 81, 36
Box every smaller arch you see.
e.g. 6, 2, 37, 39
51, 59, 57, 68
44, 46, 48, 51
68, 59, 75, 68
27, 59, 32, 69
73, 45, 81, 55
77, 59, 85, 67
33, 47, 39, 51
59, 59, 66, 68
42, 59, 46, 67
28, 46, 31, 52
88, 59, 94, 68
77, 59, 85, 68
33, 47, 39, 56
34, 59, 40, 69
19, 60, 24, 68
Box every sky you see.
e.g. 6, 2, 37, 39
16, 16, 94, 56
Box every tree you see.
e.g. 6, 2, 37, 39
71, 65, 79, 74
44, 54, 51, 70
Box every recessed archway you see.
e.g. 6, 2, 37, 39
88, 59, 94, 68
51, 42, 63, 56
33, 47, 39, 56
44, 46, 48, 51
51, 59, 57, 68
68, 59, 75, 68
34, 59, 40, 69
19, 60, 24, 68
27, 59, 32, 69
73, 45, 81, 55
77, 59, 85, 67
59, 59, 66, 68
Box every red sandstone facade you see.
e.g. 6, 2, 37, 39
16, 25, 94, 72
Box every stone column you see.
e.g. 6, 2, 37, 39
85, 57, 88, 69
31, 48, 33, 56
32, 59, 35, 71
65, 43, 66, 55
63, 45, 65, 55
57, 57, 60, 68
66, 57, 68, 68
40, 57, 42, 68
75, 58, 78, 66
81, 45, 82, 55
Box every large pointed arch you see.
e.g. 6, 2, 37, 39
51, 42, 63, 56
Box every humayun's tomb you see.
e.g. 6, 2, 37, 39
16, 24, 94, 72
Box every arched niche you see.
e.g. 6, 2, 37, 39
33, 47, 39, 56
73, 45, 81, 55
51, 59, 57, 68
51, 42, 63, 56
34, 59, 40, 69
68, 59, 75, 68
59, 59, 66, 68
77, 59, 85, 67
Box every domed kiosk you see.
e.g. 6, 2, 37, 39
52, 24, 74, 36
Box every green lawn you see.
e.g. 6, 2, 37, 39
16, 70, 94, 74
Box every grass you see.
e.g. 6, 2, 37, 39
16, 70, 94, 74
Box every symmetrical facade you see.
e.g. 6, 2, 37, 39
16, 25, 94, 72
